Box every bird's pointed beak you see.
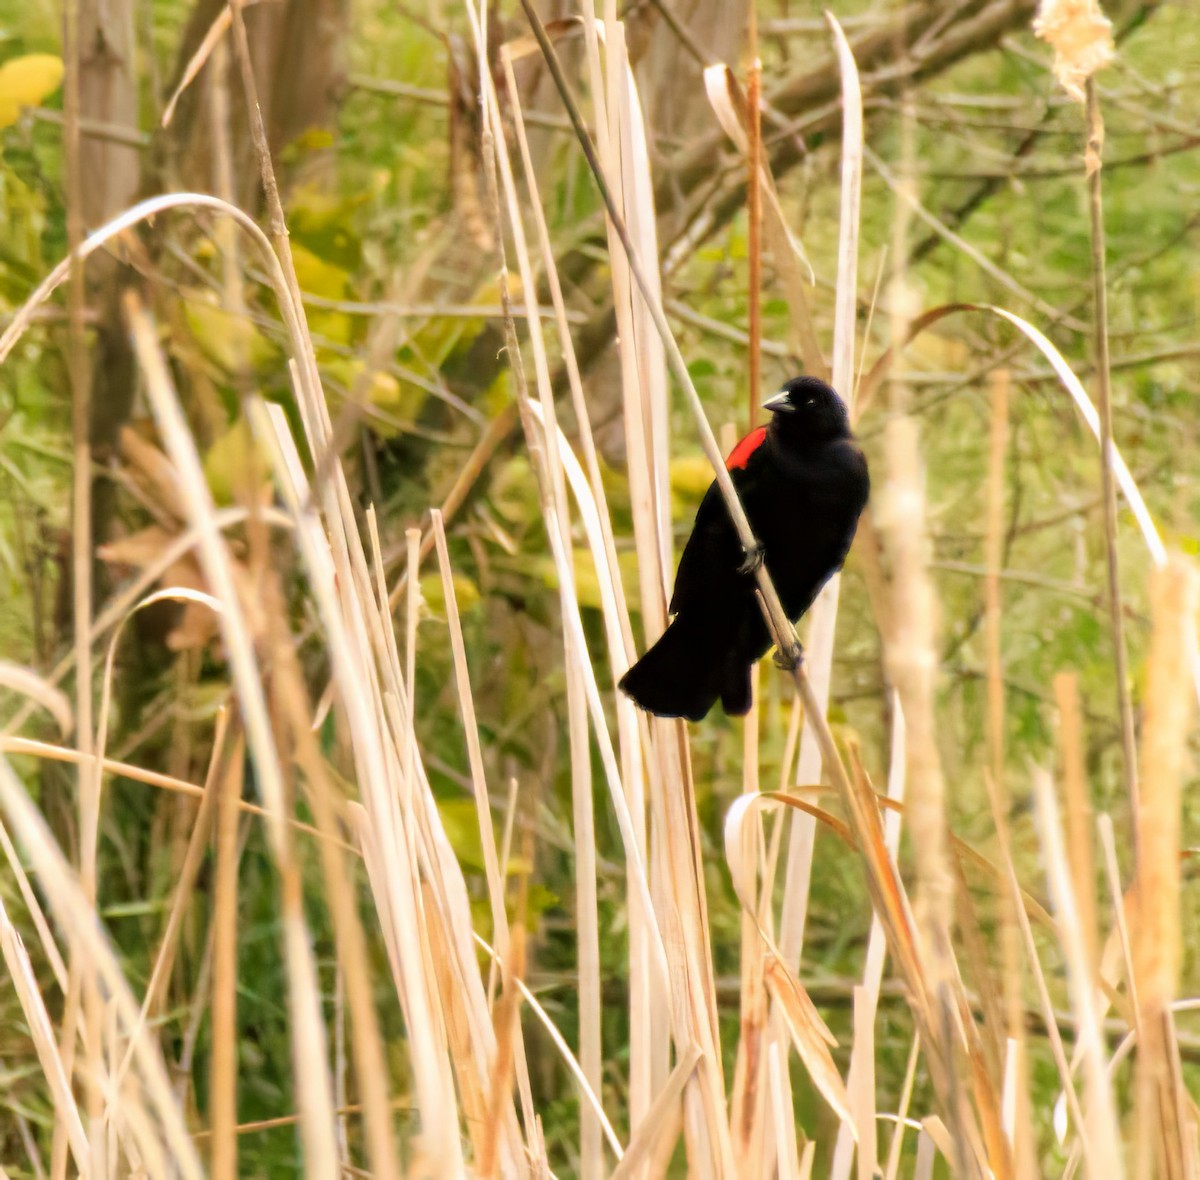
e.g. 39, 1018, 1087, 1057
761, 389, 794, 414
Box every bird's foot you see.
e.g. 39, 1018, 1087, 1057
738, 543, 766, 575
773, 641, 804, 672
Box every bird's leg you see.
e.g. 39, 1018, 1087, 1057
738, 543, 766, 575
773, 640, 804, 672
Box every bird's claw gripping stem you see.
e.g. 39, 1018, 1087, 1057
773, 642, 804, 672
738, 543, 766, 575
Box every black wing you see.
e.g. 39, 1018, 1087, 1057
668, 464, 752, 617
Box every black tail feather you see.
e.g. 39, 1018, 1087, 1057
719, 661, 753, 716
618, 616, 723, 722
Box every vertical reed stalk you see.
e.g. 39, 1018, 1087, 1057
209, 729, 244, 1180
1085, 78, 1140, 834
62, 0, 101, 1165
985, 369, 1035, 1172
1133, 557, 1196, 1180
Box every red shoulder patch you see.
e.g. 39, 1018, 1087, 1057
725, 425, 768, 471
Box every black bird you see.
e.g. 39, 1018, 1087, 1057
618, 376, 869, 721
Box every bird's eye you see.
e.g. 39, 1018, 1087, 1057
806, 398, 815, 406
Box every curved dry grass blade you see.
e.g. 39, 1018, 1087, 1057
0, 193, 292, 371
865, 145, 1088, 333
859, 302, 1167, 565
78, 566, 209, 1170
2, 506, 292, 738
162, 3, 233, 127
608, 1046, 700, 1180
0, 664, 73, 736
857, 301, 1200, 705
765, 956, 855, 1132
0, 737, 343, 849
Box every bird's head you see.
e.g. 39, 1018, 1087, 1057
761, 376, 850, 444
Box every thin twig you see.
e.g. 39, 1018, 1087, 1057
1085, 78, 1140, 843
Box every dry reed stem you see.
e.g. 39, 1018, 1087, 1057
209, 725, 244, 1180
161, 2, 232, 127
479, 914, 526, 1178
877, 57, 958, 1048
260, 405, 466, 1175
273, 649, 402, 1180
770, 16, 862, 1163
985, 371, 1009, 796
984, 369, 1036, 1172
851, 985, 878, 1177
531, 10, 733, 1172
431, 510, 509, 948
985, 767, 1090, 1170
1133, 557, 1197, 1180
830, 701, 906, 1180
1098, 812, 1140, 1019
114, 703, 230, 1087
62, 0, 101, 1157
1031, 767, 1123, 1175
882, 1034, 922, 1180
876, 405, 967, 1150
472, 931, 625, 1161
731, 665, 771, 1173
609, 1048, 701, 1180
469, 21, 607, 1169
125, 292, 341, 1176
502, 45, 657, 1138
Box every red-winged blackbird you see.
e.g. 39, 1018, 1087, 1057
619, 376, 870, 721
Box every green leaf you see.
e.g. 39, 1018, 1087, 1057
183, 290, 275, 372
0, 55, 64, 128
